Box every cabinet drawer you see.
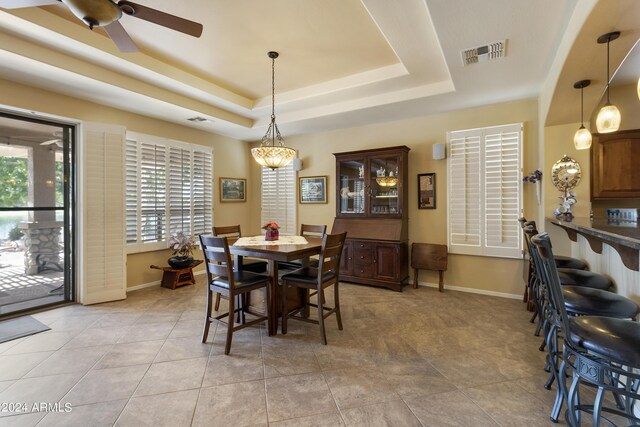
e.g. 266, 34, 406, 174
352, 263, 373, 278
353, 248, 372, 264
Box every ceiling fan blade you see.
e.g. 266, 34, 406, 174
40, 139, 60, 145
0, 0, 59, 8
104, 20, 138, 52
117, 1, 203, 38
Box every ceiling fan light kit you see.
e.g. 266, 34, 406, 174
572, 79, 592, 150
595, 31, 621, 134
251, 51, 296, 170
2, 0, 203, 52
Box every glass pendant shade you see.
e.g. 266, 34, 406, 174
596, 103, 621, 133
637, 76, 640, 101
375, 176, 398, 187
251, 51, 296, 170
573, 126, 592, 150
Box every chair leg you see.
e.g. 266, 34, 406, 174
281, 281, 288, 335
318, 288, 327, 345
334, 282, 343, 331
202, 287, 212, 343
265, 281, 272, 336
438, 270, 444, 292
214, 292, 221, 311
592, 386, 605, 427
225, 294, 235, 355
413, 269, 419, 289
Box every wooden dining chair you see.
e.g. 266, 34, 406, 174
280, 232, 347, 345
278, 224, 327, 270
199, 235, 272, 355
212, 224, 268, 311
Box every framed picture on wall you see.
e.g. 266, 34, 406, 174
299, 176, 327, 204
418, 173, 436, 209
220, 177, 246, 202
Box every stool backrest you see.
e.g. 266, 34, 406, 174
318, 232, 347, 280
199, 235, 235, 289
300, 224, 327, 237
530, 232, 573, 342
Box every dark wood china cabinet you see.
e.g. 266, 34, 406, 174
331, 146, 409, 291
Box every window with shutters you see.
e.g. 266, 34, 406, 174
446, 123, 522, 259
125, 132, 213, 253
261, 163, 296, 236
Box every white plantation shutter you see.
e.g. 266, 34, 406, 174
447, 123, 522, 258
261, 163, 296, 235
125, 132, 213, 253
79, 123, 126, 305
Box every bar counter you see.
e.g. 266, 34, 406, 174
547, 216, 640, 271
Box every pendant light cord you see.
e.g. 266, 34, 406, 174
580, 86, 584, 125
606, 39, 611, 104
271, 55, 276, 122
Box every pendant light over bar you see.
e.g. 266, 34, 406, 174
251, 51, 296, 170
595, 31, 621, 134
573, 79, 592, 150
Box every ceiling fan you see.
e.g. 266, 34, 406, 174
0, 0, 203, 52
40, 138, 63, 148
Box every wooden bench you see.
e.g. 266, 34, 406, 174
411, 243, 448, 291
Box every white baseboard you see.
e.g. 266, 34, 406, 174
127, 269, 206, 293
413, 280, 522, 300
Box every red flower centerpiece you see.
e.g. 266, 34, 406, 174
262, 221, 280, 241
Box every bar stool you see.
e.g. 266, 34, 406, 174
532, 233, 640, 426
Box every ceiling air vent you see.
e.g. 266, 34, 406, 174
461, 40, 507, 66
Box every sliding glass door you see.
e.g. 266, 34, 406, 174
0, 112, 75, 316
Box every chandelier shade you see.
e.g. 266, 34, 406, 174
375, 176, 398, 187
251, 51, 296, 170
573, 79, 592, 150
595, 31, 621, 134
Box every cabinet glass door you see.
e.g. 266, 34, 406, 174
338, 158, 365, 215
369, 155, 400, 215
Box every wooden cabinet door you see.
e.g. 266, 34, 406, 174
374, 243, 400, 281
591, 130, 640, 198
339, 240, 353, 276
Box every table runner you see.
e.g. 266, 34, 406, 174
233, 236, 309, 246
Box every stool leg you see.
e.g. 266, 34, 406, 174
281, 281, 288, 335
413, 269, 419, 289
318, 287, 327, 345
438, 270, 444, 292
225, 294, 235, 355
334, 282, 343, 331
214, 292, 221, 311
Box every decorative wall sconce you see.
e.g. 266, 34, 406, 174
595, 31, 621, 133
573, 80, 592, 150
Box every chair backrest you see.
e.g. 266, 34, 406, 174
530, 232, 573, 341
199, 235, 235, 289
213, 225, 242, 239
300, 224, 327, 237
317, 232, 347, 281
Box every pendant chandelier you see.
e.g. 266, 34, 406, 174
595, 31, 621, 134
251, 51, 296, 170
573, 79, 592, 150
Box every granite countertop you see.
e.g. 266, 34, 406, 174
547, 217, 640, 250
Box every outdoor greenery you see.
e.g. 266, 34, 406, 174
0, 157, 28, 207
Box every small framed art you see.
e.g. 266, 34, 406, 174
299, 176, 327, 204
220, 177, 246, 202
418, 173, 436, 209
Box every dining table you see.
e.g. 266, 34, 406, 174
229, 235, 322, 335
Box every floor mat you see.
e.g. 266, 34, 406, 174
0, 316, 51, 344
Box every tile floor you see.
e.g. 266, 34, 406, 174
0, 278, 593, 426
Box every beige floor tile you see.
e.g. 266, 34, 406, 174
0, 412, 47, 426
117, 322, 175, 344
0, 351, 54, 381
93, 340, 164, 369
0, 373, 81, 417
167, 318, 202, 339
192, 380, 267, 427
115, 389, 198, 427
134, 312, 182, 325
405, 390, 499, 426
4, 332, 76, 355
89, 312, 143, 329
324, 368, 398, 410
154, 336, 212, 362
381, 360, 457, 399
341, 400, 422, 426
0, 380, 15, 393
47, 314, 104, 332
134, 357, 207, 397
38, 399, 127, 427
24, 346, 109, 378
62, 327, 124, 349
269, 411, 345, 427
462, 380, 552, 427
263, 344, 321, 378
202, 353, 264, 387
63, 364, 148, 406
0, 337, 27, 355
429, 352, 510, 388
265, 372, 337, 422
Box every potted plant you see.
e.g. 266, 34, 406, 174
262, 221, 280, 241
167, 232, 197, 269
